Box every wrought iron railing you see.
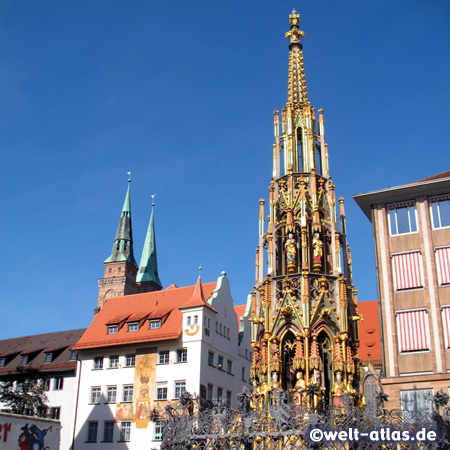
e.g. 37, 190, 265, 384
156, 388, 450, 450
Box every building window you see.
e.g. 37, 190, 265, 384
157, 386, 168, 400
217, 387, 223, 401
401, 389, 433, 415
103, 421, 114, 442
435, 247, 450, 286
208, 352, 214, 366
91, 387, 101, 404
227, 360, 233, 375
50, 407, 60, 420
218, 356, 224, 370
442, 306, 450, 349
44, 379, 50, 391
70, 350, 77, 360
241, 367, 246, 381
21, 355, 28, 365
226, 391, 232, 408
54, 377, 63, 390
391, 252, 423, 291
94, 357, 103, 370
128, 322, 139, 332
150, 320, 161, 329
44, 353, 52, 363
120, 421, 131, 442
396, 310, 430, 352
0, 358, 5, 367
430, 195, 450, 229
125, 354, 135, 367
107, 386, 117, 403
109, 355, 119, 369
154, 421, 164, 441
194, 315, 198, 325
176, 348, 187, 363
187, 316, 191, 326
123, 385, 133, 402
107, 325, 118, 334
87, 421, 98, 442
207, 384, 213, 401
159, 350, 170, 364
174, 381, 186, 399
388, 202, 418, 236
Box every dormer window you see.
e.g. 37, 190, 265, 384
128, 322, 139, 332
21, 355, 28, 365
150, 320, 161, 330
108, 325, 118, 335
70, 350, 77, 360
45, 353, 52, 363
0, 358, 5, 367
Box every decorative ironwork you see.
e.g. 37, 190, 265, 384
159, 389, 450, 450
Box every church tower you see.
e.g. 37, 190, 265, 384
249, 11, 361, 407
136, 197, 163, 292
97, 179, 140, 312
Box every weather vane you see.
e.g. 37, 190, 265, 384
151, 194, 156, 207
127, 171, 131, 182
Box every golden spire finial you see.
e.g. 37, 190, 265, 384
285, 10, 308, 105
285, 9, 304, 46
289, 9, 300, 26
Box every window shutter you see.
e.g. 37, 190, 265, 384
436, 247, 450, 286
392, 252, 423, 290
442, 307, 450, 349
396, 310, 429, 352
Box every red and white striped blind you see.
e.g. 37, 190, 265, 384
392, 252, 423, 290
442, 307, 450, 349
435, 247, 450, 285
396, 310, 429, 352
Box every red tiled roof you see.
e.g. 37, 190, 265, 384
358, 301, 382, 362
180, 277, 215, 311
233, 305, 247, 327
0, 329, 86, 374
74, 282, 217, 350
414, 170, 450, 183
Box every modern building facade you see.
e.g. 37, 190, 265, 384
354, 171, 450, 410
249, 10, 361, 408
72, 274, 251, 449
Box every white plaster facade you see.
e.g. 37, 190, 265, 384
72, 274, 252, 449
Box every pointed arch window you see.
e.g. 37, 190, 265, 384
296, 127, 303, 172
315, 143, 322, 176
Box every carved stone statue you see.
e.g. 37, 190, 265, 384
312, 232, 323, 272
284, 233, 296, 273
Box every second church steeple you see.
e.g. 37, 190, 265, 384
97, 179, 162, 314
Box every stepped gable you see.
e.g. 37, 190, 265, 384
358, 301, 382, 362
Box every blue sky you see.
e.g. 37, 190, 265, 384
1, 1, 449, 339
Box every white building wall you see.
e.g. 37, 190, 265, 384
45, 372, 78, 450
0, 370, 78, 450
73, 275, 253, 449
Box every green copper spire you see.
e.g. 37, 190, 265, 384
137, 196, 162, 287
104, 178, 138, 268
